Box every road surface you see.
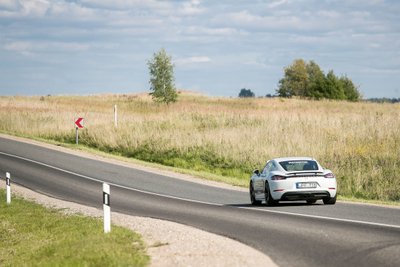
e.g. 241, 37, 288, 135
0, 136, 399, 267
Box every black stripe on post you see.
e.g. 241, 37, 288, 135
6, 177, 10, 186
103, 192, 110, 206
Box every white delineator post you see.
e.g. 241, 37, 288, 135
6, 172, 11, 204
103, 183, 111, 233
114, 104, 118, 128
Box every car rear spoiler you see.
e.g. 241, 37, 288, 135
286, 171, 324, 177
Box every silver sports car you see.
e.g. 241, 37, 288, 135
249, 157, 337, 205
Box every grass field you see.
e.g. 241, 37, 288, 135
0, 190, 149, 266
0, 92, 399, 202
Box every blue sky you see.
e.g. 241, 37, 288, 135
0, 0, 399, 98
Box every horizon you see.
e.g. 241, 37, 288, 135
2, 89, 399, 100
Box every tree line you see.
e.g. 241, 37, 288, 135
239, 59, 361, 101
147, 49, 361, 103
366, 98, 400, 104
277, 59, 361, 101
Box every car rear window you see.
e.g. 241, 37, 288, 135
279, 160, 319, 171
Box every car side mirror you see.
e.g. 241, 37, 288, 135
253, 169, 260, 176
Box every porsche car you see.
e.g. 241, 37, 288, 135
249, 157, 337, 205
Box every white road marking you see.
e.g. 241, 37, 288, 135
239, 206, 400, 229
1, 151, 399, 230
0, 151, 221, 206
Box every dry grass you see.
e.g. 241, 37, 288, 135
0, 92, 399, 201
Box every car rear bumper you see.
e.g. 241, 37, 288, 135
279, 190, 331, 201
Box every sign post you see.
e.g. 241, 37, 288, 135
6, 172, 11, 204
74, 118, 84, 145
114, 105, 118, 128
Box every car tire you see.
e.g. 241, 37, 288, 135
306, 199, 317, 204
250, 182, 262, 206
323, 195, 337, 205
265, 182, 278, 206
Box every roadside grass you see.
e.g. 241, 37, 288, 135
0, 190, 149, 267
0, 92, 399, 202
337, 195, 400, 207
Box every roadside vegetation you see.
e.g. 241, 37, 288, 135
0, 190, 149, 266
0, 93, 399, 202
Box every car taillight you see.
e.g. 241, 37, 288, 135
271, 175, 286, 180
324, 173, 335, 178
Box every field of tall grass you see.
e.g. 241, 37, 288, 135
0, 92, 399, 202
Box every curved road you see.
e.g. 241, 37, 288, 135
1, 136, 399, 267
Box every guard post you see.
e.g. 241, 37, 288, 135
6, 172, 11, 204
103, 183, 111, 233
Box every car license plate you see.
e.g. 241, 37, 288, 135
296, 182, 318, 189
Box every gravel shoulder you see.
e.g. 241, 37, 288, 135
0, 134, 277, 267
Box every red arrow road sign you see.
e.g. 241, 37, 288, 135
74, 118, 84, 128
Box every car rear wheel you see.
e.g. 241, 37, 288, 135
250, 182, 261, 206
306, 199, 317, 204
323, 195, 337, 205
265, 182, 278, 206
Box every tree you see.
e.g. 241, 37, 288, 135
147, 48, 177, 104
325, 70, 346, 100
277, 59, 308, 97
276, 59, 361, 101
306, 60, 326, 99
238, 88, 255, 98
340, 75, 361, 101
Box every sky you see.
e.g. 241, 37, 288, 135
0, 0, 399, 98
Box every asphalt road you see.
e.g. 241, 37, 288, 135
1, 136, 399, 267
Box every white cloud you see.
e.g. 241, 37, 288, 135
50, 1, 97, 19
289, 35, 329, 45
228, 10, 262, 25
21, 0, 49, 17
342, 0, 385, 6
215, 6, 387, 35
179, 0, 205, 15
4, 40, 91, 55
220, 10, 304, 30
3, 41, 34, 56
79, 0, 174, 16
317, 10, 340, 19
369, 43, 381, 48
267, 0, 288, 9
182, 26, 242, 36
0, 0, 20, 11
107, 16, 163, 27
4, 41, 31, 52
0, 0, 51, 18
175, 56, 211, 66
80, 0, 169, 9
0, 0, 97, 19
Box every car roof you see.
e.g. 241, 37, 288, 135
272, 157, 316, 163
